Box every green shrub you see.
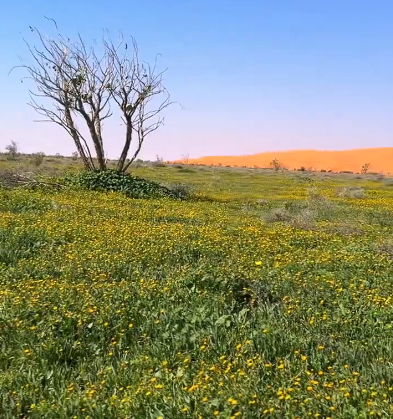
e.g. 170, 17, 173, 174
306, 187, 335, 213
30, 152, 45, 167
65, 169, 184, 199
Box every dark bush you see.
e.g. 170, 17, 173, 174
65, 169, 186, 200
177, 167, 195, 173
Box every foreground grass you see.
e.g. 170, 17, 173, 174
1, 169, 393, 418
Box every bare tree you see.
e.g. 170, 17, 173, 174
5, 141, 19, 160
11, 21, 173, 172
181, 153, 189, 164
361, 162, 370, 175
270, 158, 282, 171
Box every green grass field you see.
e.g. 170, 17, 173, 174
1, 159, 393, 418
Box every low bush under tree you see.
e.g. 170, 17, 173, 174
66, 169, 189, 200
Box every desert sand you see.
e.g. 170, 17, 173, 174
184, 148, 393, 173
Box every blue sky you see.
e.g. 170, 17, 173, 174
0, 0, 393, 160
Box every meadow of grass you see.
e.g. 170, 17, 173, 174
1, 159, 393, 418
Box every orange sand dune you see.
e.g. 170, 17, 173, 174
186, 148, 393, 174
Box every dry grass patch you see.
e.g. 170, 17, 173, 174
336, 185, 366, 199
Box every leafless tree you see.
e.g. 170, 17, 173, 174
361, 162, 370, 175
5, 141, 19, 160
181, 153, 189, 164
270, 158, 282, 171
11, 21, 173, 172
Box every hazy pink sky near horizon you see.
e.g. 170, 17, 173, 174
1, 0, 393, 160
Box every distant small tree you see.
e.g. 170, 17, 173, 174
270, 158, 282, 171
71, 151, 79, 161
152, 155, 166, 167
5, 141, 19, 160
181, 153, 189, 165
361, 162, 370, 175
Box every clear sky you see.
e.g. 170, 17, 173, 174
1, 0, 393, 160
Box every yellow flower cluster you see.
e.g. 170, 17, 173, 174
1, 169, 393, 418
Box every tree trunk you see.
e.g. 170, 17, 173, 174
117, 116, 132, 172
89, 126, 106, 170
77, 104, 106, 171
64, 106, 94, 170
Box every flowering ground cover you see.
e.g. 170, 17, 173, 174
1, 166, 393, 418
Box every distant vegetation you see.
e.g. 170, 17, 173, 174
184, 148, 393, 175
5, 140, 19, 160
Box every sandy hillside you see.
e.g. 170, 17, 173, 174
184, 148, 393, 173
